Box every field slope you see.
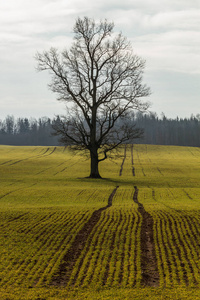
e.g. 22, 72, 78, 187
0, 144, 200, 299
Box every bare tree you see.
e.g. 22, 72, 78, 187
35, 17, 150, 178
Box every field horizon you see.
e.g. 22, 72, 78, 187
1, 144, 200, 299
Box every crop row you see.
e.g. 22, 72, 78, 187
0, 145, 140, 182
0, 146, 56, 167
153, 209, 200, 287
56, 189, 141, 288
64, 206, 141, 288
1, 188, 200, 288
0, 187, 142, 288
0, 146, 89, 185
0, 208, 93, 288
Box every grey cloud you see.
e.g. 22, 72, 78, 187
0, 0, 200, 118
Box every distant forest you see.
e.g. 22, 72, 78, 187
0, 116, 59, 146
0, 113, 200, 147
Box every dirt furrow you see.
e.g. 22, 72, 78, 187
45, 147, 57, 156
51, 186, 119, 286
0, 183, 37, 201
133, 186, 159, 287
176, 214, 199, 284
102, 211, 123, 285
135, 148, 146, 176
79, 213, 111, 286
154, 218, 166, 284
119, 145, 127, 176
132, 213, 141, 286
160, 212, 179, 284
118, 213, 130, 284
131, 144, 135, 176
186, 215, 200, 242
172, 216, 195, 284
5, 147, 54, 167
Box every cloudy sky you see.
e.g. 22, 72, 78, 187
0, 0, 200, 119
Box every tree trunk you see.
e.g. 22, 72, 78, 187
89, 149, 101, 178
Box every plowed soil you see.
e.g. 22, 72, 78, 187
51, 186, 119, 286
133, 186, 159, 287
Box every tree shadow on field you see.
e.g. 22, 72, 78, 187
77, 176, 136, 187
77, 176, 179, 189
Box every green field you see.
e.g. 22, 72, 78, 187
1, 144, 200, 299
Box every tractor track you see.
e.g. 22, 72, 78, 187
51, 186, 119, 286
119, 145, 127, 176
131, 144, 135, 176
1, 147, 57, 167
133, 186, 159, 287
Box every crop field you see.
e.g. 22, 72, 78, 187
0, 144, 200, 299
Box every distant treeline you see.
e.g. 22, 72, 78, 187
135, 112, 200, 147
0, 116, 59, 146
0, 113, 200, 147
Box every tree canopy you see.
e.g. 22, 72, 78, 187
35, 17, 150, 178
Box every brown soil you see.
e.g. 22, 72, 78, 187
133, 186, 159, 287
51, 186, 119, 286
170, 215, 197, 284
102, 210, 123, 285
119, 145, 127, 176
131, 144, 135, 176
158, 214, 173, 284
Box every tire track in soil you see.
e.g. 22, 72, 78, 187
78, 212, 112, 286
3, 147, 55, 167
154, 218, 166, 285
131, 144, 135, 176
9, 148, 52, 165
119, 145, 127, 176
135, 148, 146, 177
0, 147, 49, 166
51, 186, 119, 286
133, 186, 159, 287
53, 158, 83, 176
0, 183, 37, 201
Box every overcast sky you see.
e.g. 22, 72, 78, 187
0, 0, 200, 119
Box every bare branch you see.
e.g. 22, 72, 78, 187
35, 17, 151, 178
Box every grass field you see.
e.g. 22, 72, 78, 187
0, 144, 200, 299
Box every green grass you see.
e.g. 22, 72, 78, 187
1, 286, 200, 300
1, 144, 200, 299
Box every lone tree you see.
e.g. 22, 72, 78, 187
35, 17, 150, 178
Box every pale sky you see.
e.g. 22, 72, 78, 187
0, 0, 200, 119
